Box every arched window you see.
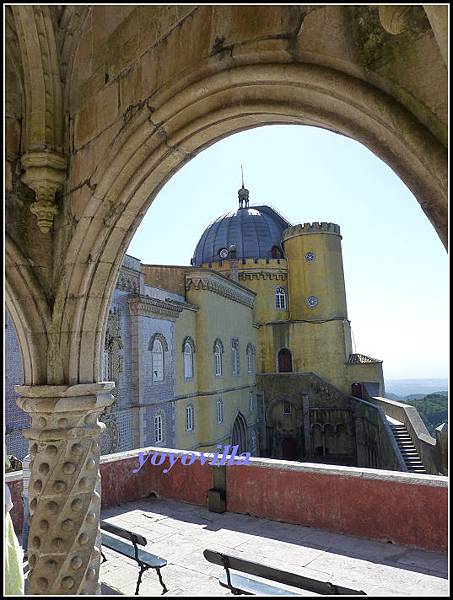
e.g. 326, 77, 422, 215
183, 339, 194, 380
246, 343, 255, 374
214, 339, 223, 376
275, 287, 287, 310
154, 414, 164, 443
216, 398, 224, 424
102, 350, 110, 380
278, 348, 293, 373
271, 246, 283, 259
152, 339, 164, 381
231, 338, 240, 376
186, 405, 194, 432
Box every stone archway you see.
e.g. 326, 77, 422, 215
56, 63, 447, 388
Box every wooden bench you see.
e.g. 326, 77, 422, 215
101, 520, 168, 595
203, 549, 367, 596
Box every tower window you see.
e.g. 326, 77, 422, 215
271, 246, 283, 259
275, 287, 287, 310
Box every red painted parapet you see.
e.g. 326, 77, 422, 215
6, 449, 447, 553
226, 459, 448, 552
100, 448, 213, 509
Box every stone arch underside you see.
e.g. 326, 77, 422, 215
5, 236, 52, 385
53, 63, 446, 385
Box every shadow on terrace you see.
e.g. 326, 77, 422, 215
7, 448, 448, 596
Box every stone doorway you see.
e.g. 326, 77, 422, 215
281, 436, 299, 461
232, 413, 248, 454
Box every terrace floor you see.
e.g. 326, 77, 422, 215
99, 497, 449, 596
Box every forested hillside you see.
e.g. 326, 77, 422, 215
405, 393, 448, 434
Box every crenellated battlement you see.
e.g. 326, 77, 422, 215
283, 222, 341, 239
200, 257, 288, 269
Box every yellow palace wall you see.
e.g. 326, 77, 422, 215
175, 271, 259, 452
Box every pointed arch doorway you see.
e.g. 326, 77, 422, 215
231, 413, 248, 454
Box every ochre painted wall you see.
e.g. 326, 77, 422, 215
203, 258, 289, 323
175, 273, 259, 452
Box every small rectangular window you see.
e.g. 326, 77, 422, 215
186, 405, 194, 431
216, 399, 223, 424
154, 414, 163, 442
283, 401, 292, 415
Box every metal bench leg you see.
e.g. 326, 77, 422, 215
156, 567, 168, 595
220, 554, 243, 595
135, 564, 148, 596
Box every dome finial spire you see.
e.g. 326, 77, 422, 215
238, 165, 249, 209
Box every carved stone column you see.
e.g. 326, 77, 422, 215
16, 383, 114, 595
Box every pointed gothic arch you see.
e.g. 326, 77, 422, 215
231, 412, 248, 454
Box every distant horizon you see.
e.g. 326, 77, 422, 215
384, 378, 448, 399
385, 377, 448, 382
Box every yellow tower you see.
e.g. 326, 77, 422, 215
282, 222, 353, 386
283, 222, 347, 321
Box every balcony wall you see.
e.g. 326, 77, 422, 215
372, 396, 441, 474
6, 446, 447, 552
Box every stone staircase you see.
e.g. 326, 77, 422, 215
390, 423, 427, 473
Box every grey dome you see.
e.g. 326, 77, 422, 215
192, 205, 292, 265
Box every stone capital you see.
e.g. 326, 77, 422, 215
21, 150, 67, 233
15, 381, 115, 400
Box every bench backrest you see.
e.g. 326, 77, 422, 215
203, 549, 366, 595
101, 520, 147, 547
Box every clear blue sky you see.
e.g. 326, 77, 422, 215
128, 125, 449, 381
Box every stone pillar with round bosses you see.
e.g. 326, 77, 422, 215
15, 383, 114, 595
